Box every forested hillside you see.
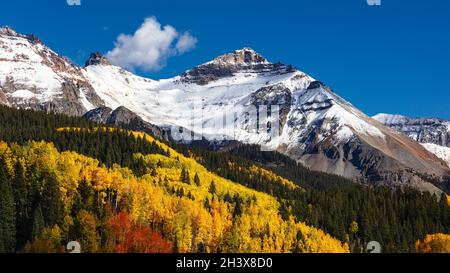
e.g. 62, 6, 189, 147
0, 106, 449, 253
180, 144, 450, 252
0, 106, 348, 253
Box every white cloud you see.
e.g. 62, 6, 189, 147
176, 32, 197, 54
106, 17, 197, 72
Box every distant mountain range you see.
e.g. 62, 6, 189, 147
374, 113, 450, 168
1, 26, 449, 194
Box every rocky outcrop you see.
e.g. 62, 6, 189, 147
76, 80, 104, 107
0, 26, 19, 36
0, 88, 8, 105
250, 83, 293, 131
374, 113, 450, 147
83, 106, 113, 124
85, 52, 111, 67
180, 48, 296, 85
84, 106, 168, 140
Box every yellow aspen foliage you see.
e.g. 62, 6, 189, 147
4, 134, 349, 253
0, 141, 14, 176
22, 225, 65, 253
243, 164, 301, 191
416, 233, 450, 253
77, 210, 99, 253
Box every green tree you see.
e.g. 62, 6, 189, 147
12, 161, 30, 250
209, 180, 217, 195
0, 159, 16, 253
204, 197, 210, 210
31, 205, 45, 240
194, 173, 201, 186
41, 172, 63, 227
233, 195, 243, 218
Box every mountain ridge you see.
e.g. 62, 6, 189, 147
374, 113, 450, 147
1, 26, 449, 194
374, 113, 450, 168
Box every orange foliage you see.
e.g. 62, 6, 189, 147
416, 233, 450, 253
107, 212, 172, 253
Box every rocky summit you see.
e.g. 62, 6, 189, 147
85, 52, 111, 67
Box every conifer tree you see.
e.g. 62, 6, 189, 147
0, 159, 16, 253
41, 172, 63, 227
194, 173, 201, 186
209, 180, 217, 195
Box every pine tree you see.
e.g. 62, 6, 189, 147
209, 180, 217, 195
204, 197, 210, 210
31, 205, 45, 240
185, 170, 191, 185
41, 172, 63, 227
0, 159, 16, 253
233, 195, 243, 218
179, 168, 191, 184
194, 173, 201, 186
12, 161, 31, 250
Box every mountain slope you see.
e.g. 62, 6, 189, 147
374, 113, 450, 147
0, 104, 350, 252
0, 27, 103, 115
83, 106, 168, 140
1, 27, 449, 193
421, 143, 450, 168
374, 113, 450, 167
2, 105, 449, 253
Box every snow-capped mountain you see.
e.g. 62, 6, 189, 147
374, 113, 450, 167
373, 113, 450, 147
0, 27, 103, 115
1, 27, 449, 194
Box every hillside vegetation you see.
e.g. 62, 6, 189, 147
0, 106, 348, 252
0, 106, 449, 253
0, 138, 348, 253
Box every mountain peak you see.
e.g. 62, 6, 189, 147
0, 26, 43, 45
85, 52, 111, 67
209, 47, 270, 66
0, 26, 19, 36
181, 48, 296, 85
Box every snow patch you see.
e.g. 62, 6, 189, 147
421, 143, 450, 167
11, 89, 35, 99
373, 113, 409, 125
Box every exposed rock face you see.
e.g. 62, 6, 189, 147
85, 52, 111, 67
84, 106, 168, 140
0, 26, 105, 116
374, 114, 450, 147
0, 88, 8, 105
277, 82, 449, 195
250, 83, 293, 131
0, 26, 18, 36
83, 106, 112, 124
180, 48, 296, 85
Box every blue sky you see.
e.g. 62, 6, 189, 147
1, 0, 450, 119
